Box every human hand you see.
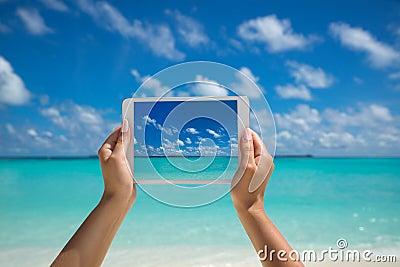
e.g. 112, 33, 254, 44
51, 120, 136, 267
230, 129, 302, 267
230, 128, 274, 213
98, 119, 136, 206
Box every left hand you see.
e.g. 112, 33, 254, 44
98, 119, 136, 206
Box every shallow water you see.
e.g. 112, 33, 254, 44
0, 158, 399, 265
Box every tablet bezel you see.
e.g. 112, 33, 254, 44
122, 96, 250, 184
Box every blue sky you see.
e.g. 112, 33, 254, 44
0, 0, 400, 156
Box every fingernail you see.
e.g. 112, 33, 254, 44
243, 128, 252, 141
122, 119, 129, 133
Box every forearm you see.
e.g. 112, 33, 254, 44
51, 193, 133, 267
236, 208, 304, 267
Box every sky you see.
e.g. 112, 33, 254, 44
0, 0, 400, 157
133, 100, 237, 157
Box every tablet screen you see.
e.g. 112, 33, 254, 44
123, 97, 249, 185
135, 100, 237, 157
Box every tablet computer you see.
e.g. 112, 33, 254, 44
122, 96, 249, 184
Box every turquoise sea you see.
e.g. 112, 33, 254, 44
1, 158, 399, 266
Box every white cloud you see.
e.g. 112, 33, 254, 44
156, 138, 183, 156
34, 101, 119, 155
237, 14, 318, 52
0, 56, 31, 105
143, 115, 157, 126
250, 108, 275, 134
194, 137, 223, 156
75, 105, 102, 125
142, 115, 175, 135
40, 102, 107, 134
177, 139, 184, 146
323, 104, 393, 127
2, 123, 31, 154
388, 72, 400, 80
39, 94, 50, 105
191, 75, 228, 96
131, 69, 170, 96
389, 72, 400, 90
20, 127, 54, 148
362, 104, 393, 122
275, 84, 312, 101
329, 22, 400, 68
206, 129, 221, 138
131, 67, 261, 98
5, 123, 15, 134
43, 131, 53, 138
353, 77, 363, 84
78, 0, 184, 60
230, 67, 264, 98
318, 132, 359, 149
275, 104, 321, 132
0, 21, 11, 33
185, 137, 192, 144
277, 130, 292, 140
275, 61, 333, 100
16, 8, 53, 35
274, 103, 400, 156
286, 61, 334, 89
186, 127, 199, 134
166, 9, 209, 48
199, 145, 218, 156
27, 128, 38, 137
40, 107, 63, 124
39, 0, 69, 12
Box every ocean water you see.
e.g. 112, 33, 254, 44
0, 158, 399, 266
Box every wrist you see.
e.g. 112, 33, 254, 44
234, 198, 265, 216
101, 189, 136, 209
235, 205, 268, 226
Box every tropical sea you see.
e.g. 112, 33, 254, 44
0, 157, 399, 266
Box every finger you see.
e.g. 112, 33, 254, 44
249, 152, 274, 193
113, 119, 131, 157
98, 126, 121, 162
238, 128, 255, 169
245, 131, 274, 193
251, 130, 264, 159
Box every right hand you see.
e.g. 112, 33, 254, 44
230, 128, 274, 213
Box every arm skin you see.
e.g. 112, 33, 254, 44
51, 120, 136, 267
231, 128, 304, 267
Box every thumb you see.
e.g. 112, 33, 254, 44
114, 119, 131, 156
238, 128, 255, 169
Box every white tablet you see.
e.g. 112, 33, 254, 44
122, 96, 249, 184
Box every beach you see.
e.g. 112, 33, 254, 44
1, 247, 399, 266
0, 158, 399, 266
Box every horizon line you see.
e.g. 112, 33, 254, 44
1, 155, 400, 160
